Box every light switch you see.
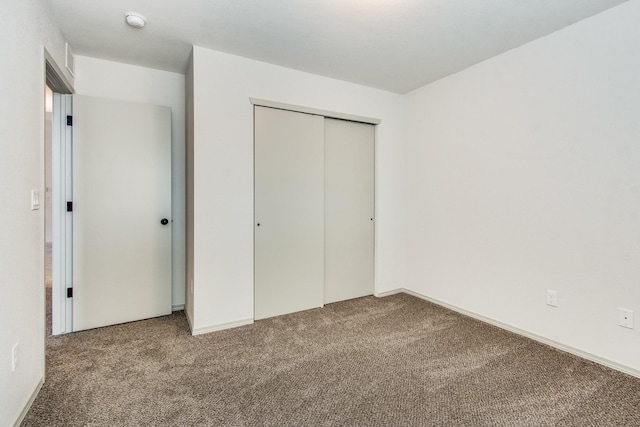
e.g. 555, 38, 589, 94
31, 189, 40, 210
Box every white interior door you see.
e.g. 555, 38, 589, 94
254, 106, 324, 320
324, 118, 375, 304
51, 93, 73, 335
72, 95, 172, 331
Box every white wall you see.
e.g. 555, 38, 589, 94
0, 2, 73, 426
405, 0, 640, 373
73, 56, 187, 309
190, 47, 406, 331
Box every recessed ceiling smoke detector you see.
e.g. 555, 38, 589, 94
125, 12, 146, 29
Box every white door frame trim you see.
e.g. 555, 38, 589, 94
249, 98, 381, 125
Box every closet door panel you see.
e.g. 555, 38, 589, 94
254, 107, 324, 320
324, 118, 375, 304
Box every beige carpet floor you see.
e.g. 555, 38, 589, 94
25, 292, 640, 426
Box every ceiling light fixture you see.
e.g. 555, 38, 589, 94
125, 12, 146, 29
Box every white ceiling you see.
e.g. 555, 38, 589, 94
48, 0, 628, 94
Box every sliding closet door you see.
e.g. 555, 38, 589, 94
324, 118, 375, 304
254, 106, 325, 320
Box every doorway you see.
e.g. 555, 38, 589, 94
44, 84, 53, 335
44, 56, 73, 336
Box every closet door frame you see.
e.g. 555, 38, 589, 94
252, 98, 380, 320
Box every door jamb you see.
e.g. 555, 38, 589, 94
45, 48, 73, 336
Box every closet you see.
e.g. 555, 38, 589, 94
254, 105, 375, 320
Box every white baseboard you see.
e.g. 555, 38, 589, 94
382, 288, 640, 380
191, 318, 254, 336
14, 377, 43, 427
171, 304, 185, 312
374, 289, 405, 298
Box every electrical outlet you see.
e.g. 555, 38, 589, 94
619, 308, 634, 329
546, 290, 558, 307
11, 343, 19, 371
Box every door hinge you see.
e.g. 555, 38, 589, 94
66, 115, 73, 126
66, 201, 73, 212
67, 288, 73, 298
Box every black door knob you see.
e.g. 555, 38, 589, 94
161, 218, 169, 225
